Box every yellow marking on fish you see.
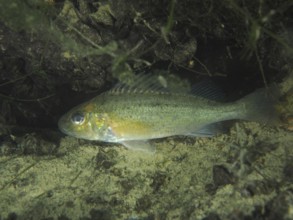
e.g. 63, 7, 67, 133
84, 103, 95, 112
93, 113, 107, 129
108, 114, 153, 138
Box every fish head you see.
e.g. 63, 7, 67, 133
58, 101, 113, 141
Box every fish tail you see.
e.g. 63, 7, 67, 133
238, 86, 281, 125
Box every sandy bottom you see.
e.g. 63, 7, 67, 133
0, 119, 292, 220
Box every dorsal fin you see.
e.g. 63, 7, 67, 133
190, 79, 226, 102
108, 74, 169, 95
108, 74, 226, 101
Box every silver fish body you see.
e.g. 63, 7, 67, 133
58, 75, 279, 152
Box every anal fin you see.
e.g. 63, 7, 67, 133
187, 122, 224, 137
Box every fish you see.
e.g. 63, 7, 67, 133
58, 74, 280, 152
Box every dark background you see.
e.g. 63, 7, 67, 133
0, 0, 292, 129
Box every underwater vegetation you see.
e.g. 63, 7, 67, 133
0, 0, 292, 219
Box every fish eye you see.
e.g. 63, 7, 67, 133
71, 112, 85, 125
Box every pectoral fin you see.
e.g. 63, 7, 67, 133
121, 140, 156, 153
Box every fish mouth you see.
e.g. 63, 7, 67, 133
58, 116, 69, 135
58, 124, 67, 134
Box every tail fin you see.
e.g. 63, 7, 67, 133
238, 86, 281, 125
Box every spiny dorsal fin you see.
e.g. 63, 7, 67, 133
108, 74, 169, 95
108, 73, 225, 101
